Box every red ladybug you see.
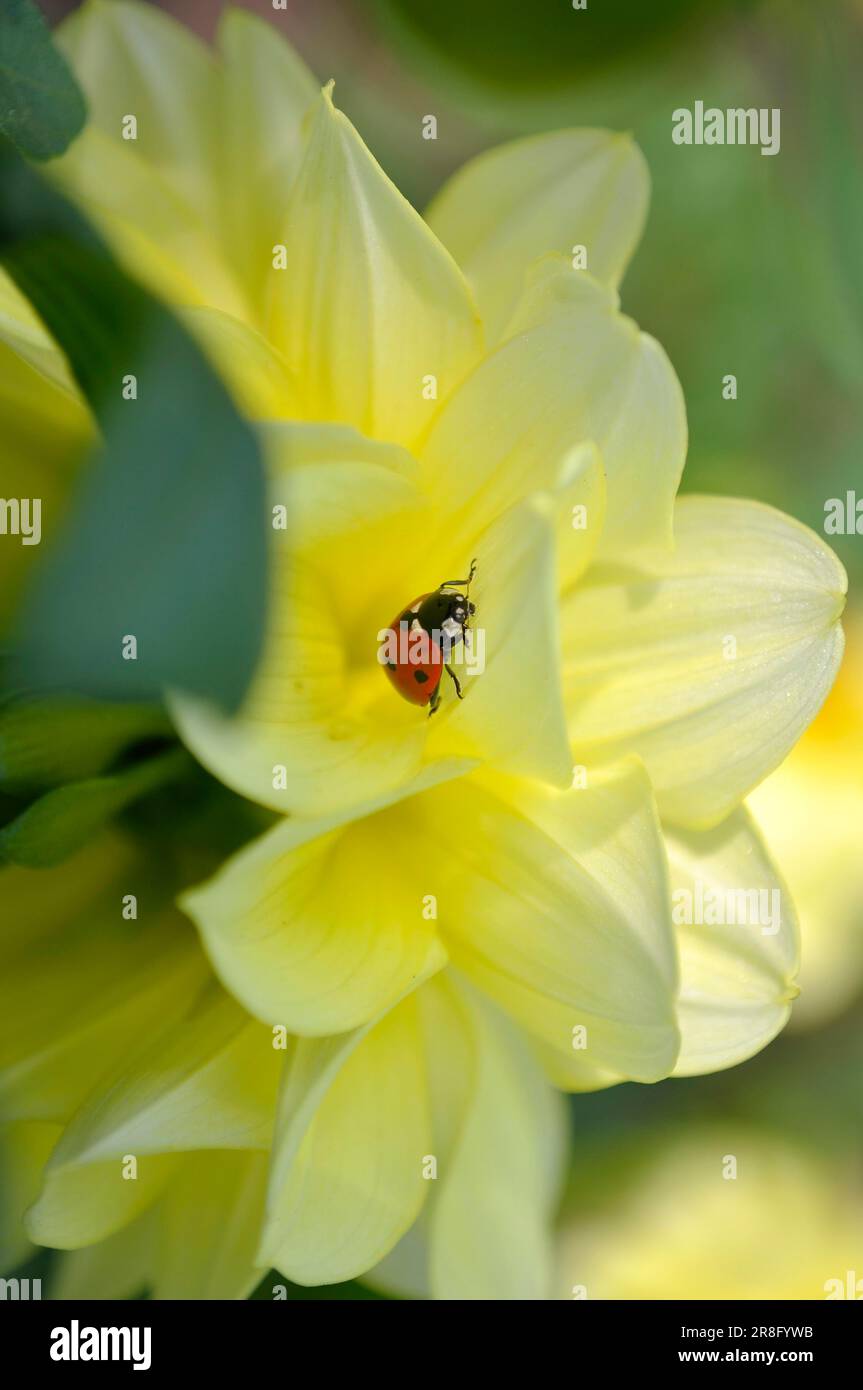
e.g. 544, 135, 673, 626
380, 561, 477, 715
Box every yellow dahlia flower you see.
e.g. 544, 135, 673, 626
0, 1, 847, 1299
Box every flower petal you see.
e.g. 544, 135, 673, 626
0, 270, 80, 392
151, 1150, 269, 1300
54, 1154, 268, 1300
266, 87, 482, 450
216, 7, 318, 313
170, 424, 445, 817
419, 262, 684, 558
47, 983, 280, 1165
57, 0, 219, 215
181, 307, 300, 419
0, 280, 91, 632
427, 493, 573, 788
260, 995, 430, 1285
0, 1121, 60, 1269
554, 441, 607, 595
368, 978, 568, 1302
666, 807, 799, 1075
53, 2, 250, 315
563, 496, 848, 828
24, 986, 280, 1250
411, 762, 680, 1088
746, 623, 863, 1030
49, 125, 246, 316
426, 129, 649, 341
427, 980, 567, 1300
27, 1152, 181, 1250
53, 1210, 156, 1299
0, 838, 206, 1124
181, 767, 459, 1035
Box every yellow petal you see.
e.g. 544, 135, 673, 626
170, 424, 446, 817
260, 995, 430, 1285
554, 441, 607, 596
49, 126, 246, 317
0, 840, 206, 1124
47, 983, 280, 1164
747, 620, 863, 1029
0, 832, 137, 959
413, 762, 680, 1088
181, 774, 456, 1034
56, 1154, 268, 1298
57, 0, 219, 217
367, 981, 567, 1301
24, 988, 280, 1250
344, 980, 465, 1297
0, 270, 80, 393
427, 981, 567, 1300
53, 1210, 156, 1299
364, 1218, 431, 1299
563, 496, 847, 828
27, 1152, 180, 1249
419, 262, 683, 559
0, 286, 91, 632
181, 307, 300, 419
0, 1121, 60, 1269
266, 87, 482, 450
426, 129, 649, 341
152, 1150, 269, 1300
216, 7, 318, 313
666, 807, 799, 1076
427, 493, 573, 788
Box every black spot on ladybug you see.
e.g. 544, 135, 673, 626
414, 670, 429, 684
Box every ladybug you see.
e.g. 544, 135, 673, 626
381, 560, 477, 715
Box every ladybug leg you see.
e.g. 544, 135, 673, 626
428, 683, 442, 717
445, 664, 464, 699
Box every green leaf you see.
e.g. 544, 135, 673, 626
0, 692, 170, 792
0, 0, 86, 159
0, 746, 191, 868
0, 145, 269, 714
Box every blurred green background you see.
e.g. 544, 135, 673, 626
26, 0, 863, 1297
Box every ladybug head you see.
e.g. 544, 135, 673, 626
449, 595, 475, 626
436, 560, 477, 630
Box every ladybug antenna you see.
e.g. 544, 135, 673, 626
440, 558, 478, 595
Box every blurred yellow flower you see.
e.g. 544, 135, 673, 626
748, 614, 863, 1029
557, 1129, 863, 1300
0, 0, 848, 1299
